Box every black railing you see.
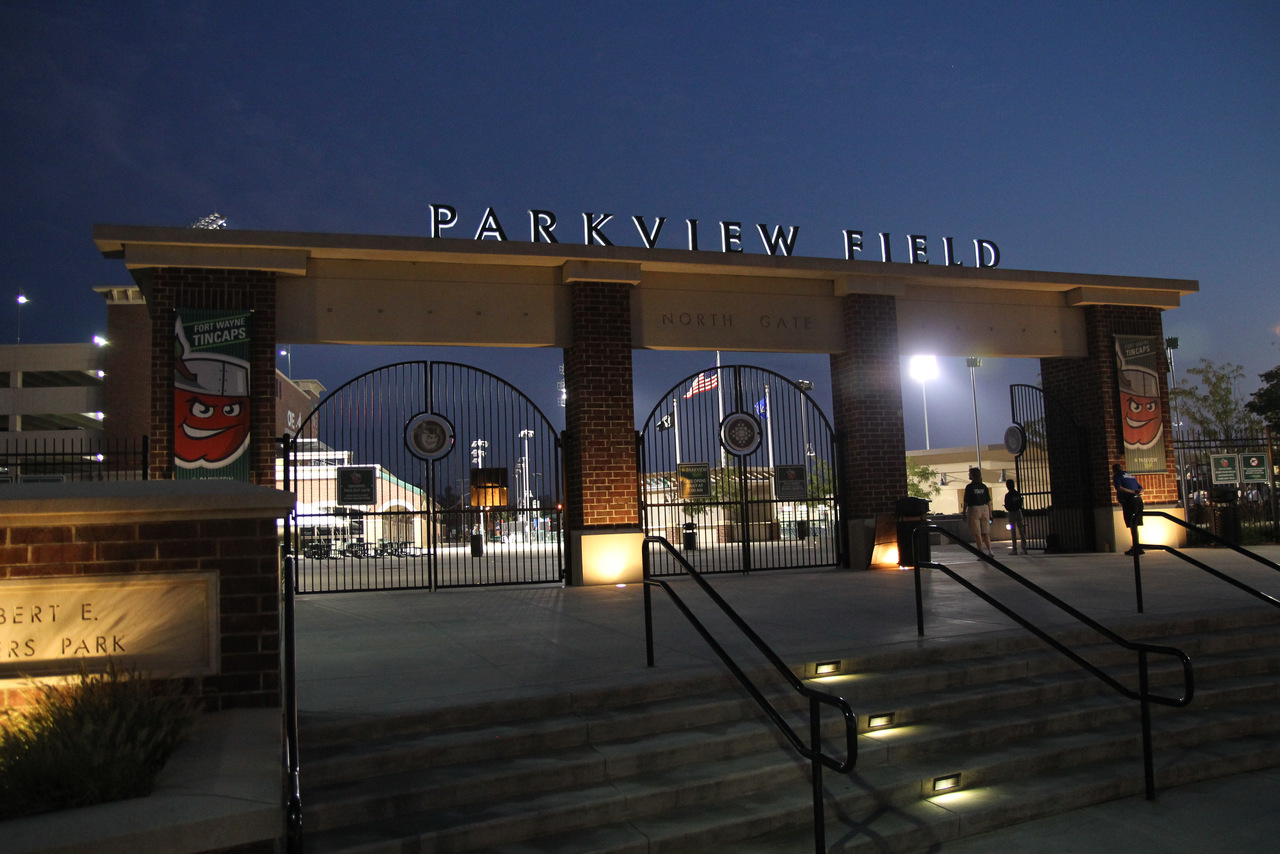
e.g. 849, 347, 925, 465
641, 535, 856, 854
0, 435, 149, 482
1128, 511, 1280, 614
910, 524, 1193, 800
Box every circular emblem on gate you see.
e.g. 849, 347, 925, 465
1004, 424, 1027, 457
720, 412, 762, 457
406, 413, 455, 461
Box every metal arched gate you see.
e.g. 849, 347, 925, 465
638, 365, 842, 574
283, 361, 563, 592
1008, 383, 1096, 552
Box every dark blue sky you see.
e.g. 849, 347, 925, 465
2, 1, 1276, 450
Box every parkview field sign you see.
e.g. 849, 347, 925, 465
428, 204, 1001, 267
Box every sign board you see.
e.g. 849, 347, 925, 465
676, 463, 711, 500
1242, 453, 1270, 483
337, 466, 378, 506
0, 572, 218, 680
774, 464, 808, 501
1210, 454, 1240, 485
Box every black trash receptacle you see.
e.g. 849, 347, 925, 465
1210, 487, 1241, 544
895, 497, 931, 565
796, 519, 811, 540
682, 522, 697, 550
470, 532, 484, 557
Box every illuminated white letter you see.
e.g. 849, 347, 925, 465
757, 224, 799, 256
879, 232, 893, 263
687, 219, 700, 251
942, 237, 964, 266
583, 212, 614, 246
474, 208, 508, 241
720, 221, 743, 253
530, 210, 558, 243
843, 230, 864, 259
908, 234, 928, 264
429, 204, 457, 238
974, 239, 1001, 268
632, 215, 667, 249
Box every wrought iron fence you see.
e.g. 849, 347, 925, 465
0, 436, 149, 483
1171, 429, 1277, 544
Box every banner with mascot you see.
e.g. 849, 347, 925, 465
173, 309, 252, 480
1114, 335, 1166, 474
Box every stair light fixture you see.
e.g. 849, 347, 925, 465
868, 712, 895, 729
814, 660, 841, 676
932, 773, 962, 793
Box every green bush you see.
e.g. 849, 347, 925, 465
0, 660, 200, 819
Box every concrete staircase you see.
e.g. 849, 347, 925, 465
298, 607, 1280, 853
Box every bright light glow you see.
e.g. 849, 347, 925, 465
280, 349, 289, 356
868, 712, 895, 728
17, 294, 29, 305
615, 583, 627, 588
92, 335, 108, 346
908, 354, 939, 383
96, 370, 105, 378
930, 789, 984, 806
814, 660, 841, 676
932, 773, 962, 792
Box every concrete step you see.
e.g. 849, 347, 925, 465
299, 609, 1280, 853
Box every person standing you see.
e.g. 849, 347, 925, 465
964, 467, 994, 556
1004, 479, 1028, 555
1112, 463, 1145, 555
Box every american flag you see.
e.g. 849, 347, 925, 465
683, 371, 719, 398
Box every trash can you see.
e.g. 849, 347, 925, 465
682, 521, 697, 550
895, 496, 931, 565
470, 531, 484, 557
796, 520, 810, 540
1210, 487, 1241, 544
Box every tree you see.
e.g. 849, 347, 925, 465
906, 456, 941, 501
1245, 366, 1280, 429
1169, 358, 1263, 439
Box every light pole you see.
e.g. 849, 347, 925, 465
16, 292, 28, 343
908, 355, 939, 450
518, 429, 534, 542
795, 380, 814, 464
967, 357, 983, 469
279, 348, 292, 379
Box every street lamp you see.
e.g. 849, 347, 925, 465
908, 355, 939, 450
795, 380, 814, 461
966, 357, 983, 469
16, 292, 29, 343
279, 348, 292, 379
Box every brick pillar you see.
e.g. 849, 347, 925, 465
1041, 305, 1180, 550
144, 268, 278, 485
829, 292, 907, 568
562, 268, 643, 584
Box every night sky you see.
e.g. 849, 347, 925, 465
2, 1, 1276, 450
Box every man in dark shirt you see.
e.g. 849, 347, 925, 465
1004, 479, 1027, 555
964, 467, 993, 556
1112, 463, 1144, 555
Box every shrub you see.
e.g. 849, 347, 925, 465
0, 660, 201, 819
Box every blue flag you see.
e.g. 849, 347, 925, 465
754, 397, 768, 419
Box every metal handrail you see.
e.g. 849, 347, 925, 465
1128, 511, 1280, 614
642, 535, 856, 854
281, 435, 303, 853
910, 523, 1193, 800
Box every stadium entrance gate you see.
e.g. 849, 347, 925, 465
638, 365, 843, 575
1008, 383, 1096, 552
282, 361, 563, 593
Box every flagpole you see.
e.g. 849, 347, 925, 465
672, 397, 680, 466
764, 384, 775, 498
716, 352, 726, 469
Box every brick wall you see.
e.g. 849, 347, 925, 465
144, 267, 278, 485
0, 484, 290, 711
829, 292, 908, 518
1041, 305, 1177, 507
563, 281, 639, 528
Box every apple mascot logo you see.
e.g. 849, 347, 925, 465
1119, 366, 1163, 450
174, 317, 251, 470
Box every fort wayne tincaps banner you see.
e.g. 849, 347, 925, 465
1115, 335, 1166, 474
173, 309, 252, 481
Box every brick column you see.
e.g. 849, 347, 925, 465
1041, 305, 1180, 550
562, 263, 643, 584
829, 292, 907, 568
144, 267, 278, 485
